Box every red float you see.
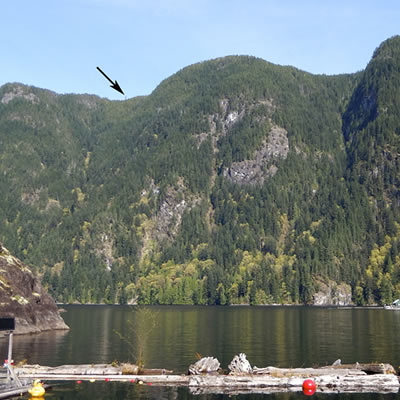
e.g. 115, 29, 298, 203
302, 379, 316, 396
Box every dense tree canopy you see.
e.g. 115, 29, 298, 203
1, 36, 400, 305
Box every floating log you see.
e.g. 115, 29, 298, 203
14, 363, 172, 376
15, 364, 122, 376
14, 361, 400, 394
252, 366, 366, 377
187, 373, 399, 393
140, 368, 173, 375
322, 363, 397, 375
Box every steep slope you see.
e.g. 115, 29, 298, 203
81, 57, 359, 305
344, 35, 400, 197
1, 38, 400, 306
342, 36, 400, 305
0, 242, 68, 334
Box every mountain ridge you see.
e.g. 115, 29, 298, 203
1, 36, 400, 306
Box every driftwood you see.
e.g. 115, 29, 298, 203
252, 365, 397, 378
14, 363, 172, 376
228, 353, 252, 374
252, 366, 366, 377
140, 368, 173, 375
14, 360, 400, 394
15, 364, 122, 376
187, 373, 399, 393
188, 357, 220, 375
322, 363, 396, 375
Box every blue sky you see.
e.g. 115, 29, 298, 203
1, 0, 399, 100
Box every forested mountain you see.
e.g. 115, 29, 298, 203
1, 36, 400, 305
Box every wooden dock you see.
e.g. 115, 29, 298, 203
13, 363, 400, 394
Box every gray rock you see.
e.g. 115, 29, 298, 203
312, 278, 353, 306
223, 126, 289, 185
0, 242, 69, 335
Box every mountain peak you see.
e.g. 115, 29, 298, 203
371, 35, 400, 62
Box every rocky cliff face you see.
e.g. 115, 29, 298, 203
312, 278, 353, 306
0, 242, 68, 334
223, 125, 289, 185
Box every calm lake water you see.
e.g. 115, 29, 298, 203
1, 305, 400, 400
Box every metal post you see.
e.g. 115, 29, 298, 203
6, 332, 21, 387
6, 332, 12, 383
7, 332, 12, 367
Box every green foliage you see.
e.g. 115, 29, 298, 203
1, 37, 400, 305
114, 306, 159, 367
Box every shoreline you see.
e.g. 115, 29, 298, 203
56, 303, 385, 309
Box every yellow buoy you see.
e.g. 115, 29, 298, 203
28, 379, 45, 397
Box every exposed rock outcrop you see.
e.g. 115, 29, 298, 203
194, 97, 276, 152
224, 126, 289, 185
1, 84, 40, 105
154, 179, 201, 241
0, 242, 69, 334
137, 179, 202, 263
312, 278, 353, 306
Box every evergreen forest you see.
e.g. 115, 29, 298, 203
1, 36, 400, 306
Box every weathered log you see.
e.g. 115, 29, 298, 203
228, 353, 253, 374
322, 363, 396, 375
189, 383, 398, 396
121, 363, 139, 375
187, 373, 399, 392
189, 384, 399, 395
140, 368, 173, 375
15, 364, 122, 376
14, 362, 400, 394
14, 363, 172, 376
188, 357, 220, 375
252, 366, 366, 377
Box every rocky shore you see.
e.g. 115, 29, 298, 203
0, 242, 68, 334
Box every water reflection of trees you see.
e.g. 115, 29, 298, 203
0, 329, 68, 366
4, 305, 400, 378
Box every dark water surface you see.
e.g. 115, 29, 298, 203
1, 305, 400, 399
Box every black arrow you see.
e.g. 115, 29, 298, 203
96, 66, 124, 95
